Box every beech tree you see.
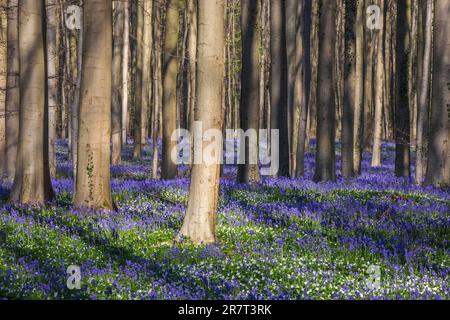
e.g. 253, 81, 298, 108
10, 0, 54, 204
74, 0, 114, 209
178, 0, 225, 244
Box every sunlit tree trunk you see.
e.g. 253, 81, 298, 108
46, 0, 59, 177
112, 0, 124, 165
10, 0, 54, 204
353, 0, 365, 175
141, 0, 151, 147
74, 0, 114, 209
426, 0, 450, 187
313, 0, 336, 182
372, 0, 385, 167
4, 0, 19, 181
177, 0, 225, 244
270, 0, 289, 177
161, 0, 179, 179
415, 0, 433, 185
237, 0, 260, 184
151, 0, 161, 179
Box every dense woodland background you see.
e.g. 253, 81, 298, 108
0, 0, 449, 244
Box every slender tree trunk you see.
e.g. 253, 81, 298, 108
4, 0, 19, 181
141, 0, 152, 147
0, 1, 6, 176
270, 0, 289, 177
74, 0, 114, 210
187, 0, 197, 170
342, 0, 356, 178
313, 0, 337, 182
133, 0, 144, 159
353, 0, 365, 175
46, 0, 59, 178
151, 0, 161, 179
237, 0, 260, 184
177, 0, 225, 244
415, 0, 433, 185
295, 0, 312, 177
161, 0, 179, 179
372, 0, 385, 167
112, 0, 124, 165
121, 0, 129, 145
10, 0, 54, 204
395, 0, 411, 178
426, 0, 450, 187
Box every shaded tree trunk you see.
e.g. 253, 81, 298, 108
133, 0, 144, 159
10, 0, 54, 204
237, 0, 260, 184
121, 0, 129, 145
177, 0, 225, 244
0, 0, 6, 176
161, 0, 179, 179
313, 0, 337, 182
74, 0, 114, 210
426, 0, 450, 187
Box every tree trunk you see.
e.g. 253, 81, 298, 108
187, 0, 197, 170
415, 0, 433, 185
177, 0, 225, 244
372, 0, 385, 167
121, 0, 129, 145
112, 0, 124, 165
4, 0, 19, 181
10, 0, 54, 204
141, 0, 151, 147
353, 0, 365, 175
395, 0, 411, 178
0, 1, 6, 176
313, 0, 337, 182
74, 0, 114, 210
161, 0, 179, 180
270, 0, 289, 177
133, 0, 144, 159
237, 0, 260, 184
295, 0, 312, 178
426, 0, 450, 187
342, 0, 356, 178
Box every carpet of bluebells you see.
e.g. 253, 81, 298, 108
0, 140, 449, 300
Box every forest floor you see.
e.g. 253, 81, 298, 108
0, 141, 448, 299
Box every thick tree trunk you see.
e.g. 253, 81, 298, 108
372, 0, 385, 167
0, 1, 6, 176
342, 0, 356, 178
395, 0, 411, 178
313, 0, 337, 182
270, 0, 289, 177
161, 0, 179, 180
10, 0, 54, 204
4, 0, 19, 181
295, 0, 312, 178
426, 0, 450, 187
237, 0, 260, 184
74, 0, 114, 210
415, 0, 433, 185
177, 0, 225, 244
112, 0, 124, 165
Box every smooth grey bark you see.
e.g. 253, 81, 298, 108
10, 0, 54, 204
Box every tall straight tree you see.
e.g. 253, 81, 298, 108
161, 0, 179, 180
4, 0, 19, 181
133, 0, 144, 159
237, 0, 260, 184
0, 0, 6, 175
141, 0, 152, 146
295, 0, 312, 178
46, 0, 59, 177
187, 0, 197, 142
426, 0, 450, 187
74, 0, 114, 209
177, 0, 225, 244
415, 0, 433, 185
394, 0, 411, 178
372, 0, 385, 167
10, 0, 54, 204
342, 0, 357, 178
270, 0, 289, 177
121, 0, 129, 145
313, 0, 337, 182
352, 0, 365, 175
112, 0, 124, 165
